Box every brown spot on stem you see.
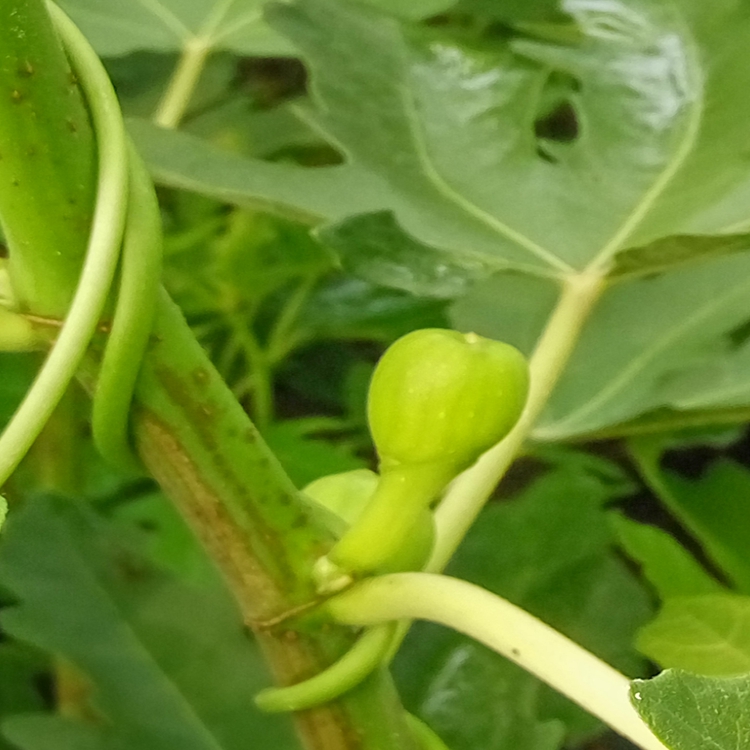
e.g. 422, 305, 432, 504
192, 367, 209, 386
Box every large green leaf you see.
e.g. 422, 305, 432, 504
632, 670, 750, 750
128, 118, 392, 225
266, 0, 750, 278
58, 0, 294, 57
0, 495, 297, 750
394, 454, 651, 746
130, 0, 750, 298
533, 253, 750, 440
637, 594, 750, 676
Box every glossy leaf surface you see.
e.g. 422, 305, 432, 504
632, 670, 750, 750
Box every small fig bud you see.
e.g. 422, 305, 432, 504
304, 469, 379, 527
367, 329, 529, 472
325, 330, 529, 578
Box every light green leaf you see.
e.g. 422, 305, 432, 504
129, 118, 392, 224
638, 594, 750, 675
266, 0, 750, 277
0, 495, 297, 750
58, 0, 294, 57
534, 253, 750, 440
632, 670, 750, 750
610, 514, 721, 600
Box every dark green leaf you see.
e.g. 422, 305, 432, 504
0, 495, 297, 750
611, 233, 750, 281
112, 492, 218, 585
631, 444, 750, 595
354, 0, 456, 21
319, 212, 495, 298
0, 354, 38, 428
456, 0, 564, 25
263, 419, 366, 486
632, 670, 750, 750
0, 643, 47, 750
299, 276, 447, 342
399, 634, 565, 750
4, 716, 109, 750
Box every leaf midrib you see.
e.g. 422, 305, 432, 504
134, 0, 261, 48
398, 83, 574, 276
586, 3, 705, 272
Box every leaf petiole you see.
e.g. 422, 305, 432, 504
328, 572, 669, 750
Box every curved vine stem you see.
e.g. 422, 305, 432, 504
255, 623, 397, 713
328, 573, 668, 750
91, 140, 162, 471
0, 1, 128, 488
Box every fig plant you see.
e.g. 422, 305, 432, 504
1, 1, 750, 750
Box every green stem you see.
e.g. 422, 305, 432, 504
329, 573, 668, 750
153, 38, 212, 129
0, 0, 95, 314
0, 4, 419, 748
0, 0, 128, 488
429, 270, 606, 572
91, 140, 162, 471
152, 0, 235, 129
255, 623, 397, 713
329, 464, 449, 577
119, 292, 420, 750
